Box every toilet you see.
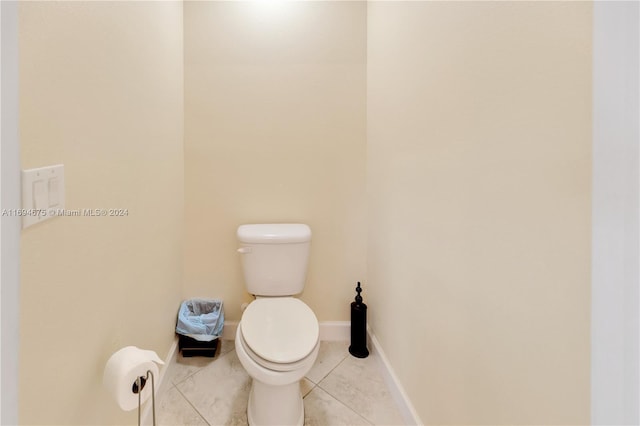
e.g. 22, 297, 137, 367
235, 223, 319, 426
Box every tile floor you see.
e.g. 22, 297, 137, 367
150, 340, 405, 426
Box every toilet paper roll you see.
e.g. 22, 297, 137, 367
103, 346, 164, 411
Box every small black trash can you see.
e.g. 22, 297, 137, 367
176, 299, 224, 357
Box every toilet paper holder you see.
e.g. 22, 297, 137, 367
103, 346, 164, 423
133, 370, 156, 426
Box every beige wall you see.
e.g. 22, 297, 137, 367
366, 2, 592, 424
16, 1, 594, 424
183, 1, 367, 321
18, 2, 184, 424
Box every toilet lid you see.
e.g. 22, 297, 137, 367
241, 298, 319, 364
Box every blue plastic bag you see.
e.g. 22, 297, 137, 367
176, 299, 224, 342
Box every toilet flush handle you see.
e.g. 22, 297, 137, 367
237, 247, 252, 254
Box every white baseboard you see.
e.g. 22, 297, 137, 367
318, 321, 350, 341
367, 326, 423, 426
157, 336, 179, 390
222, 320, 351, 341
221, 321, 238, 340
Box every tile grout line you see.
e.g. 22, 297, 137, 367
313, 383, 374, 426
301, 345, 350, 401
170, 356, 203, 387
302, 381, 317, 399
317, 354, 397, 425
166, 347, 238, 425
310, 349, 350, 385
173, 348, 235, 388
172, 346, 235, 387
174, 382, 212, 426
315, 353, 381, 426
304, 345, 349, 399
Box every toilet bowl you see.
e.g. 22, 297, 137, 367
235, 224, 318, 426
236, 298, 319, 426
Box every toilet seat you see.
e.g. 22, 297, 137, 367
240, 298, 319, 366
239, 330, 319, 372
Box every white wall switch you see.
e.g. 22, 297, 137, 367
48, 177, 60, 206
32, 180, 47, 210
21, 164, 65, 229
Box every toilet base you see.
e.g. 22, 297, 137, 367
247, 379, 304, 426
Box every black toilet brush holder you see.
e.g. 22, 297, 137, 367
349, 282, 369, 358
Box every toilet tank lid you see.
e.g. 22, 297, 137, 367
237, 223, 311, 244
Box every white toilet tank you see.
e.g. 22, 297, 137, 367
237, 224, 311, 296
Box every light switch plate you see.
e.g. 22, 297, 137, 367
22, 164, 65, 229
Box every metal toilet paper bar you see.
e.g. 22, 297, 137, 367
133, 370, 156, 426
